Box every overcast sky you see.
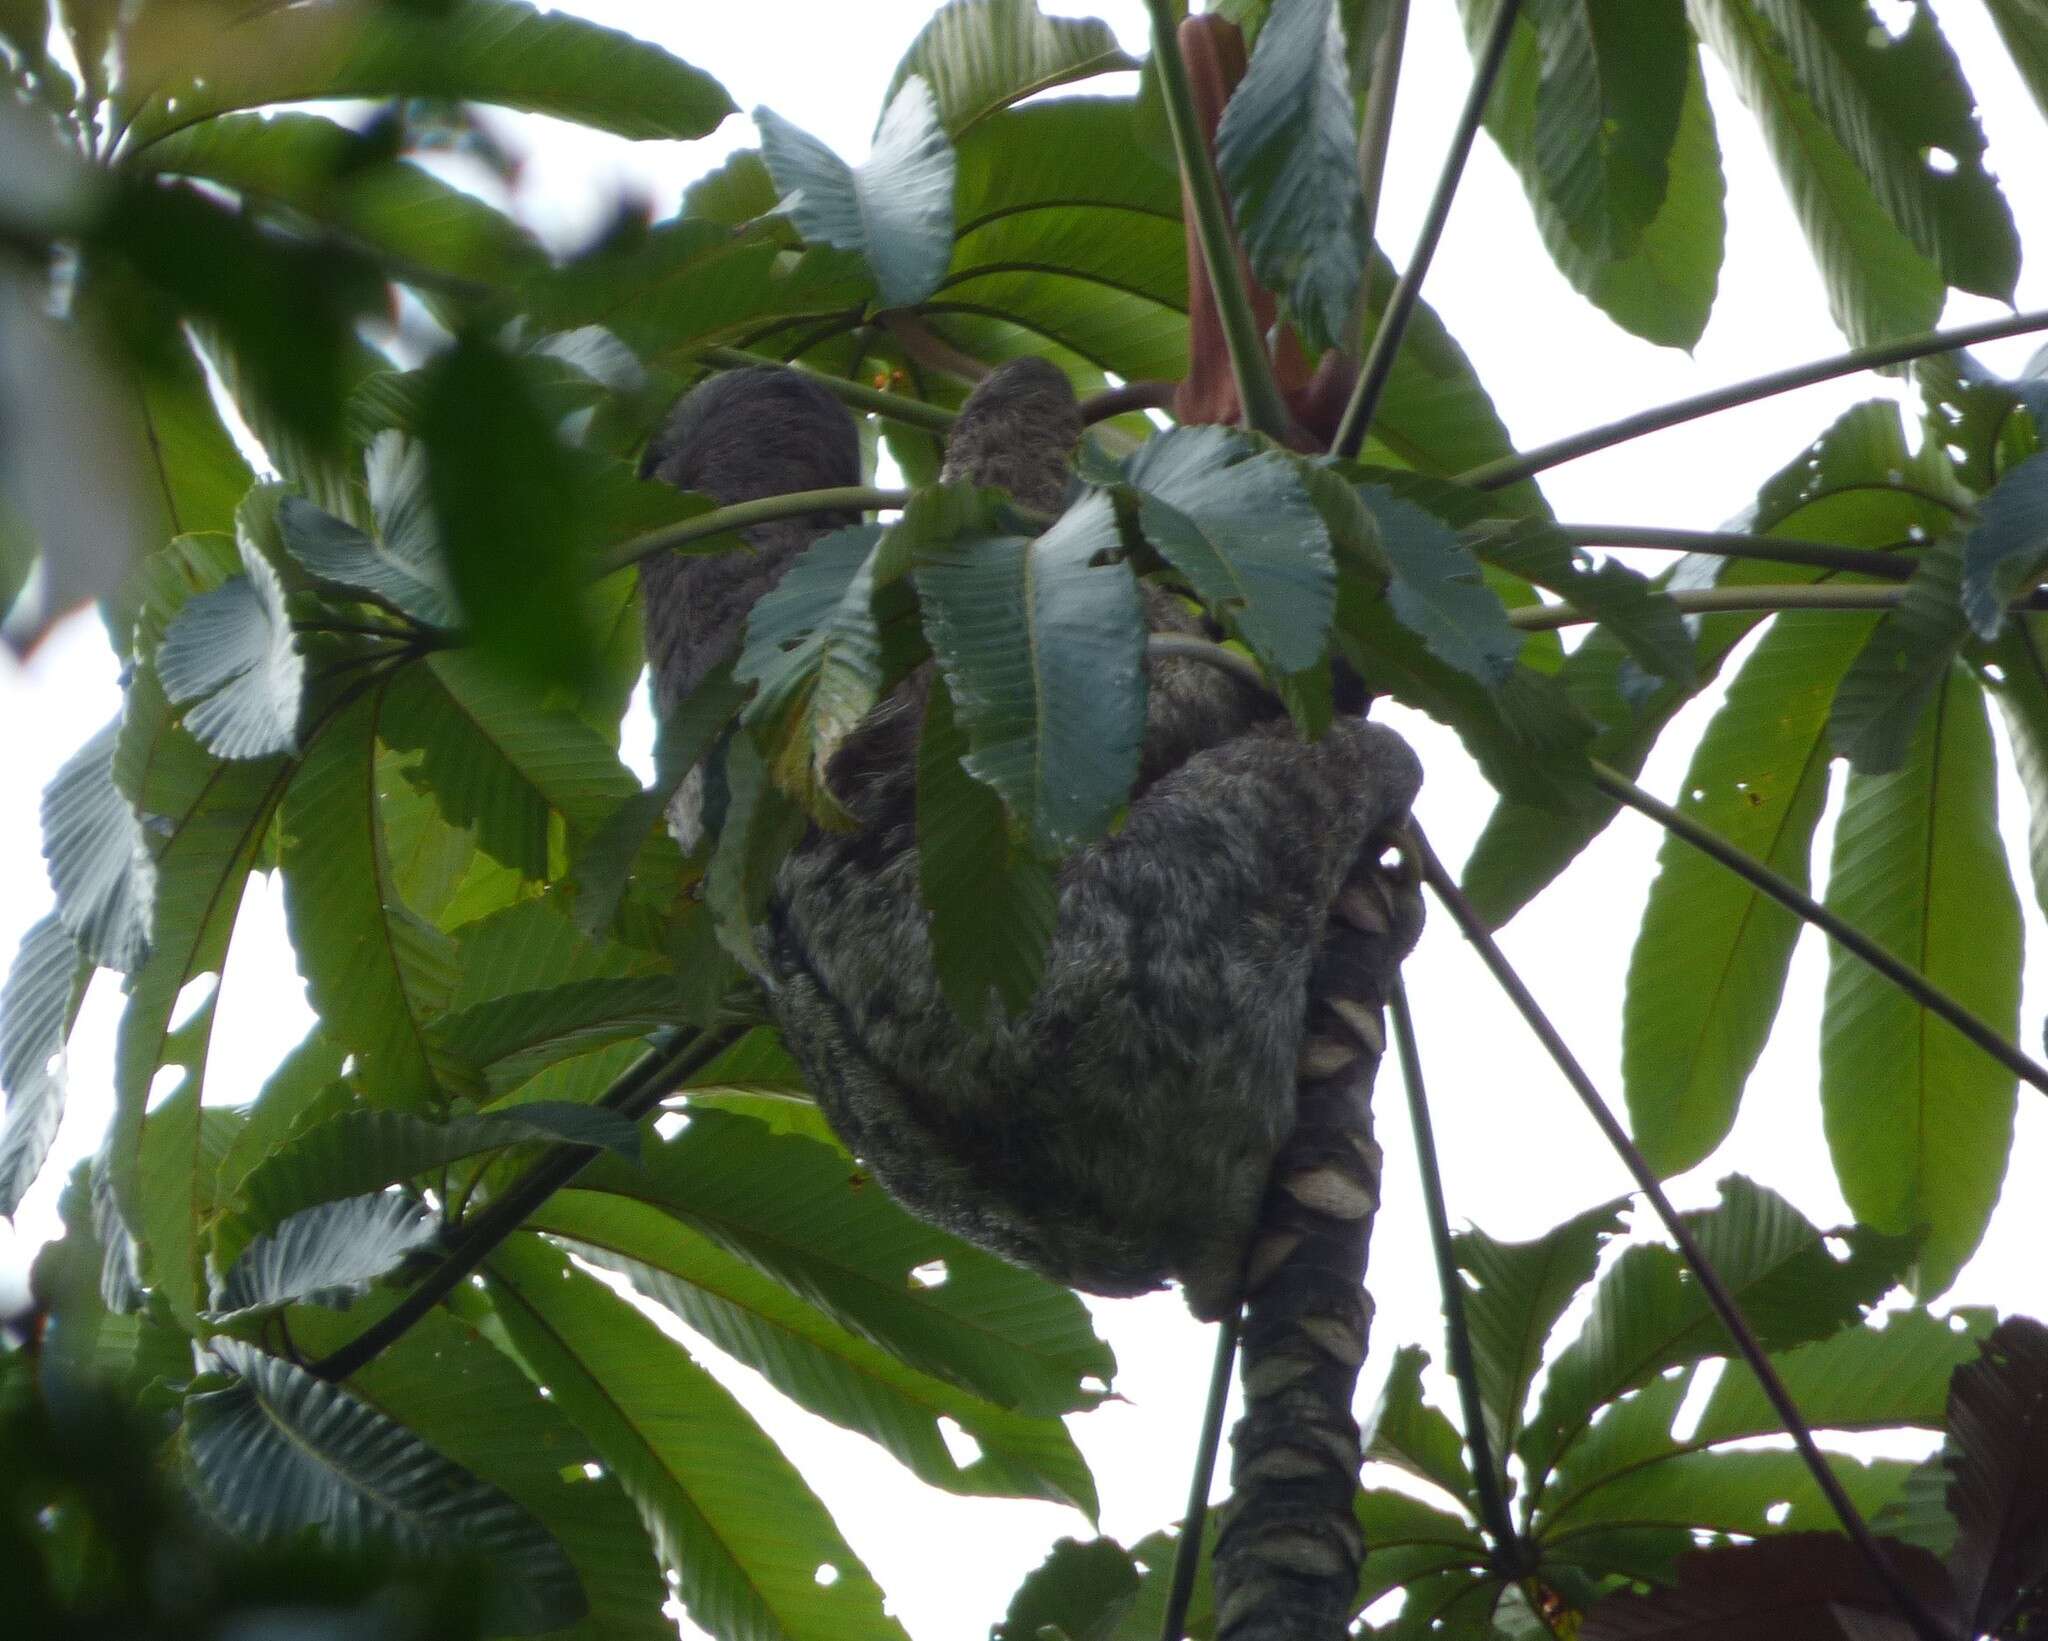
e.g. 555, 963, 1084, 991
6, 4, 2048, 1636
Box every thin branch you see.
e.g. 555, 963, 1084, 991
1511, 582, 1905, 632
1593, 761, 2048, 1102
1332, 0, 1522, 459
1526, 525, 1915, 580
1465, 307, 2048, 490
1141, 0, 1293, 441
1350, 0, 1411, 353
1146, 632, 1271, 692
598, 486, 908, 577
1388, 982, 1522, 1574
1414, 829, 1953, 1641
699, 347, 957, 433
1160, 1315, 1240, 1641
310, 1024, 743, 1382
1082, 379, 1177, 425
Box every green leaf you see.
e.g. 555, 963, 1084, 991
1832, 539, 1969, 772
40, 718, 153, 973
486, 1235, 909, 1641
281, 1303, 672, 1641
1983, 616, 2048, 919
121, 0, 734, 149
537, 1189, 1099, 1513
917, 669, 1060, 1021
182, 1339, 584, 1635
1945, 1317, 2048, 1636
214, 1192, 438, 1319
157, 543, 305, 760
1520, 1177, 1916, 1488
1820, 665, 2021, 1296
884, 0, 1138, 138
213, 1027, 351, 1205
1748, 0, 2019, 302
995, 1536, 1140, 1641
1, 915, 88, 1216
704, 734, 805, 976
278, 453, 460, 629
914, 491, 1145, 853
1454, 1199, 1625, 1458
1961, 448, 2048, 639
1985, 0, 2048, 126
1362, 1346, 1477, 1507
236, 1105, 638, 1235
1213, 0, 1364, 356
1623, 610, 1869, 1175
135, 111, 544, 287
1126, 427, 1337, 676
280, 685, 460, 1110
572, 1109, 1114, 1417
1358, 485, 1522, 685
428, 977, 689, 1098
736, 524, 889, 812
758, 77, 955, 309
1691, 0, 1945, 345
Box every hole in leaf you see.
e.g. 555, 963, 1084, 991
814, 1564, 840, 1587
908, 1258, 948, 1289
937, 1417, 983, 1468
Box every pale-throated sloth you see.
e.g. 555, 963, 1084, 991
639, 360, 1423, 1324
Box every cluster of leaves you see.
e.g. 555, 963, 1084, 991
2, 0, 2048, 1637
992, 1185, 2048, 1639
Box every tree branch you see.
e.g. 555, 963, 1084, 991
598, 486, 909, 577
1523, 525, 1915, 580
1464, 307, 2048, 490
1160, 1316, 1240, 1641
699, 346, 957, 434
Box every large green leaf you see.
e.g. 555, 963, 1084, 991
182, 1339, 584, 1635
914, 491, 1145, 854
1622, 610, 1869, 1175
120, 0, 733, 149
1820, 665, 2021, 1296
884, 0, 1137, 137
427, 977, 689, 1098
1519, 1178, 1916, 1490
1362, 1346, 1478, 1507
537, 1188, 1097, 1512
136, 112, 543, 286
283, 1303, 672, 1641
1126, 427, 1337, 676
40, 717, 153, 972
1459, 0, 1721, 346
487, 1235, 908, 1641
1747, 0, 2019, 302
1985, 0, 2048, 125
1984, 616, 2048, 919
1357, 485, 1523, 686
1690, 0, 1945, 344
917, 668, 1061, 1021
573, 1109, 1114, 1417
1454, 1200, 1625, 1457
280, 684, 461, 1110
213, 1191, 438, 1320
0, 915, 87, 1215
1831, 538, 1970, 772
278, 449, 460, 630
758, 78, 955, 310
1213, 0, 1364, 356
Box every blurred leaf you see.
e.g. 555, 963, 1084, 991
1624, 611, 1868, 1175
918, 669, 1060, 1021
995, 1536, 1140, 1641
157, 542, 305, 761
1455, 1199, 1625, 1458
1946, 1317, 2048, 1636
214, 1191, 437, 1319
1961, 448, 2048, 638
121, 0, 734, 147
1984, 615, 2048, 919
885, 0, 1136, 137
1213, 0, 1364, 356
915, 491, 1144, 854
416, 331, 599, 692
280, 686, 460, 1109
758, 77, 955, 309
0, 915, 88, 1216
182, 1340, 583, 1635
704, 734, 805, 976
487, 1235, 909, 1641
1986, 0, 2048, 125
40, 718, 154, 973
1126, 426, 1336, 676
573, 1109, 1114, 1417
1691, 0, 1944, 345
1821, 666, 2020, 1296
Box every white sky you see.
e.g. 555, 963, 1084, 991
5, 3, 2048, 1637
